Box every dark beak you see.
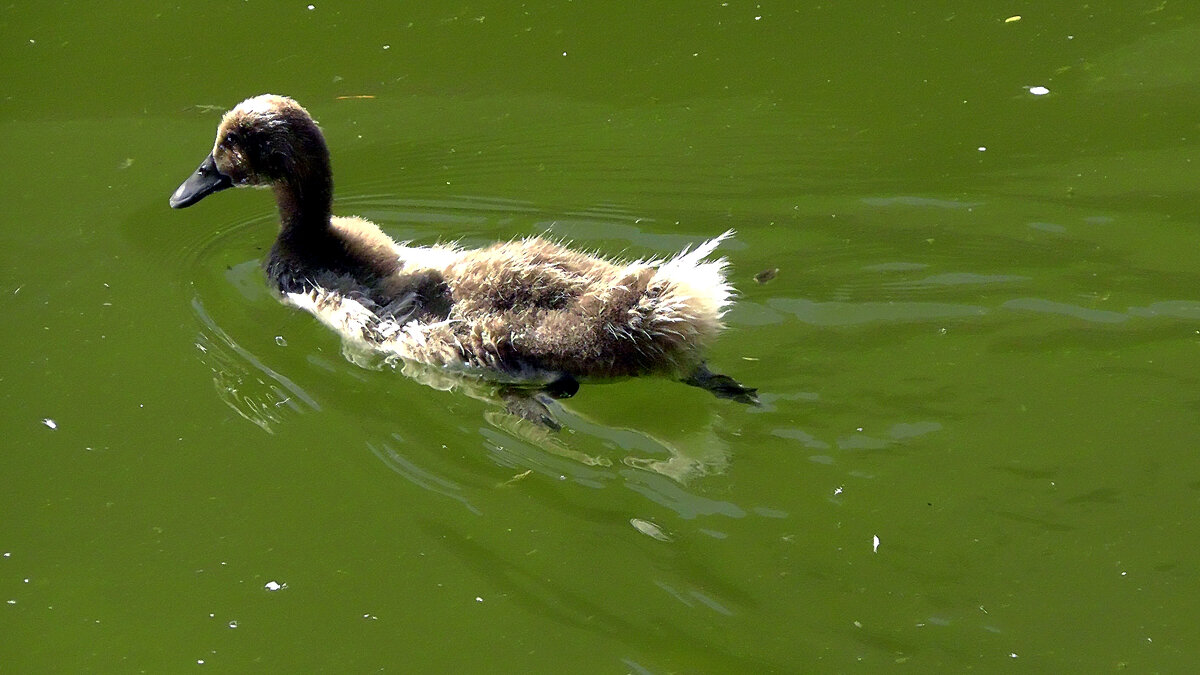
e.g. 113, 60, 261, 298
169, 154, 234, 208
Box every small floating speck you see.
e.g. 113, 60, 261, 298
1004, 15, 1021, 23
475, 596, 483, 602
754, 267, 779, 284
274, 336, 287, 347
977, 146, 987, 152
306, 4, 314, 9
1028, 86, 1050, 96
872, 535, 880, 552
42, 418, 57, 430
227, 620, 238, 628
264, 580, 284, 591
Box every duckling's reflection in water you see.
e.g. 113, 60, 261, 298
346, 343, 735, 484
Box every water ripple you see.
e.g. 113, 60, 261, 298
192, 296, 320, 433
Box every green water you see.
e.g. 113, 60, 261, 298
4, 2, 1200, 671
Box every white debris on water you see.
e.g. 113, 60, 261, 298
631, 518, 673, 542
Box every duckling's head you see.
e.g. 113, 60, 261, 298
170, 94, 330, 209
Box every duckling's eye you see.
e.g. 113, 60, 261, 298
224, 131, 240, 146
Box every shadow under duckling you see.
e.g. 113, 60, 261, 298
170, 94, 757, 427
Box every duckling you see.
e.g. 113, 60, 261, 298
170, 94, 756, 412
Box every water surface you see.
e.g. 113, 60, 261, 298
4, 2, 1200, 671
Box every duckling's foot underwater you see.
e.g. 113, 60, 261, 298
500, 390, 565, 432
683, 363, 759, 405
170, 94, 758, 422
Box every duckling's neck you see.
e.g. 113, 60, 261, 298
270, 144, 344, 265
266, 149, 350, 288
274, 158, 334, 235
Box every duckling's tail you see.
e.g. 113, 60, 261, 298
642, 230, 736, 360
